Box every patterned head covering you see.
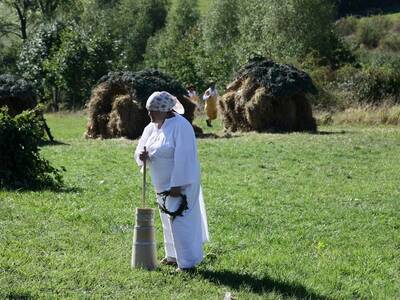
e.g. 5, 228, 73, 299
146, 91, 185, 114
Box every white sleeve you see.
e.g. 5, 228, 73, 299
169, 120, 199, 188
203, 88, 210, 100
134, 125, 152, 167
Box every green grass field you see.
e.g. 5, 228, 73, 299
1, 113, 400, 299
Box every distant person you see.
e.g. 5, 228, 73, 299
134, 91, 209, 272
185, 84, 200, 110
203, 81, 218, 127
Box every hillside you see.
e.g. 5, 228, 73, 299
336, 12, 400, 54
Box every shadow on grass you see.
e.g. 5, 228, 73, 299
313, 130, 347, 135
1, 184, 82, 194
6, 292, 36, 300
196, 129, 348, 138
39, 139, 70, 146
197, 269, 332, 300
197, 133, 242, 139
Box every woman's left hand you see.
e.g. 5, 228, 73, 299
169, 186, 181, 197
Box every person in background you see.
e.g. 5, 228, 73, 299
202, 81, 218, 127
134, 91, 209, 272
185, 84, 201, 110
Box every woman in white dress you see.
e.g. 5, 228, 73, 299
134, 91, 209, 271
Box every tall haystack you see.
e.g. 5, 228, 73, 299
85, 69, 198, 139
0, 74, 36, 116
219, 58, 317, 132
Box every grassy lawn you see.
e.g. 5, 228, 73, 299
1, 113, 400, 299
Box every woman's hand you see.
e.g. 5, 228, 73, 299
169, 186, 181, 197
139, 150, 149, 162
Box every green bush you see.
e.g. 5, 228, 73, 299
380, 32, 400, 52
0, 109, 64, 189
352, 67, 400, 103
356, 16, 392, 48
335, 16, 358, 36
356, 50, 400, 70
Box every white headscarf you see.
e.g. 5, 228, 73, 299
146, 91, 185, 114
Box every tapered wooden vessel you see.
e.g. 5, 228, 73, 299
131, 208, 157, 270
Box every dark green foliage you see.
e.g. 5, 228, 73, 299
144, 0, 201, 89
0, 74, 36, 116
352, 68, 400, 103
0, 74, 35, 99
356, 16, 392, 49
237, 58, 317, 97
97, 69, 187, 106
18, 21, 66, 95
237, 0, 340, 67
18, 21, 115, 110
203, 0, 239, 50
0, 43, 19, 74
200, 0, 240, 88
111, 0, 169, 70
0, 109, 63, 189
335, 16, 358, 36
380, 33, 400, 52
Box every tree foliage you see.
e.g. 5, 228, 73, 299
145, 0, 201, 88
111, 0, 168, 70
237, 0, 339, 64
18, 21, 114, 110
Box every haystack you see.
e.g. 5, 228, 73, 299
219, 58, 317, 132
85, 69, 198, 139
0, 74, 36, 116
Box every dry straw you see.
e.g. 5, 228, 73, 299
219, 58, 317, 133
86, 70, 197, 139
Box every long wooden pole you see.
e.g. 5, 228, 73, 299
142, 146, 147, 207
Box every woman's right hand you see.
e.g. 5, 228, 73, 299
139, 150, 149, 161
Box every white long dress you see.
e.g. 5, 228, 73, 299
134, 113, 209, 268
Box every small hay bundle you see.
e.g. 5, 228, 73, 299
219, 59, 317, 132
0, 74, 36, 116
85, 69, 197, 139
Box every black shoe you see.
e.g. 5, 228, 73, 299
206, 120, 212, 127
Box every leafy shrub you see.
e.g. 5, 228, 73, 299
335, 16, 358, 36
380, 32, 400, 52
0, 109, 64, 189
356, 50, 400, 70
351, 67, 400, 103
356, 16, 392, 48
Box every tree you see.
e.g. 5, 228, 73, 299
0, 0, 35, 40
202, 0, 239, 51
236, 0, 339, 65
0, 0, 78, 40
200, 0, 240, 86
18, 21, 114, 110
111, 0, 168, 70
145, 0, 201, 87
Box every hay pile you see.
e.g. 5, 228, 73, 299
219, 58, 317, 132
85, 69, 198, 139
0, 74, 36, 116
